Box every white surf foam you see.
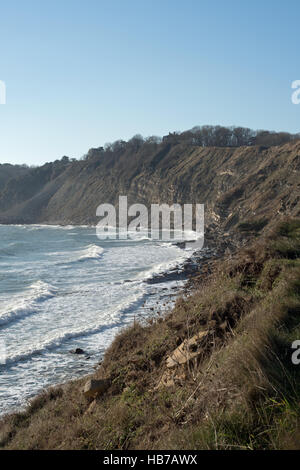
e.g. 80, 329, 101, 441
138, 245, 194, 282
3, 287, 146, 366
52, 244, 105, 264
0, 281, 56, 327
78, 244, 104, 261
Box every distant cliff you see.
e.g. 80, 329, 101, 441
0, 163, 30, 192
0, 129, 300, 232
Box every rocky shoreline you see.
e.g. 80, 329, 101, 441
64, 229, 240, 373
147, 225, 240, 290
1, 226, 239, 419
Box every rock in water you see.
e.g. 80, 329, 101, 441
70, 348, 85, 355
83, 378, 110, 398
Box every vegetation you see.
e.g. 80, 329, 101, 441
1, 219, 300, 450
84, 125, 300, 161
237, 218, 268, 234
0, 128, 300, 226
0, 163, 30, 192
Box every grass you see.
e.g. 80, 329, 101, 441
1, 219, 300, 449
237, 218, 268, 234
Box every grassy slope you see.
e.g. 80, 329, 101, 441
1, 220, 300, 450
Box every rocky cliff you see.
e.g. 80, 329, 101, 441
0, 139, 299, 232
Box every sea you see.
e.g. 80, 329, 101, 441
0, 224, 195, 415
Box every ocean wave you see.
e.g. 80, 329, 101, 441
138, 246, 193, 282
26, 224, 77, 231
0, 241, 28, 257
0, 227, 199, 399
78, 244, 104, 261
50, 244, 105, 265
0, 281, 56, 328
107, 236, 151, 243
3, 288, 147, 367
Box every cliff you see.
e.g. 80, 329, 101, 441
0, 139, 300, 234
0, 163, 30, 192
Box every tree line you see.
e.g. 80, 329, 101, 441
162, 125, 300, 148
82, 125, 300, 162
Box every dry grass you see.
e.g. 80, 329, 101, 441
1, 219, 300, 450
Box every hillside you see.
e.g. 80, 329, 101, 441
1, 219, 300, 449
0, 164, 30, 192
0, 134, 300, 234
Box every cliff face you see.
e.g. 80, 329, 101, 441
0, 164, 30, 192
0, 140, 300, 230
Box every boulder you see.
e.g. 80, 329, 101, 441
155, 368, 188, 390
84, 399, 97, 415
166, 330, 208, 368
83, 378, 110, 398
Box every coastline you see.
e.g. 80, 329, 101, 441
0, 229, 212, 418
0, 223, 237, 420
2, 220, 298, 449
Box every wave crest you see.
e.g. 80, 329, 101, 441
78, 244, 104, 261
0, 281, 56, 328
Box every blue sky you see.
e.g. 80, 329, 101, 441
0, 0, 299, 165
